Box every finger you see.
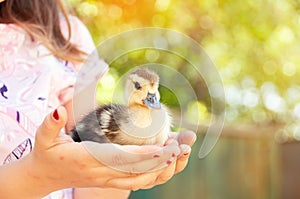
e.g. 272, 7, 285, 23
168, 132, 178, 139
105, 169, 164, 191
164, 136, 177, 146
166, 131, 196, 146
148, 140, 179, 172
114, 140, 180, 173
121, 145, 162, 154
105, 173, 153, 191
176, 130, 197, 146
82, 142, 162, 164
154, 160, 176, 185
175, 144, 191, 174
81, 140, 180, 173
107, 159, 177, 191
35, 106, 68, 149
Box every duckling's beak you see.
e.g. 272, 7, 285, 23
143, 92, 161, 109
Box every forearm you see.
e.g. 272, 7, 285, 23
0, 154, 59, 199
74, 187, 131, 199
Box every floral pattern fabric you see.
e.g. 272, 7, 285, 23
0, 16, 108, 199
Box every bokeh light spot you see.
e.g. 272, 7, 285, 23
186, 101, 209, 123
155, 0, 171, 11
145, 50, 160, 62
108, 5, 123, 20
100, 73, 116, 90
242, 88, 260, 108
78, 2, 98, 17
293, 103, 300, 119
282, 62, 296, 76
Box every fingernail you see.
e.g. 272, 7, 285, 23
180, 144, 190, 152
53, 109, 59, 120
166, 160, 172, 165
153, 154, 160, 158
180, 144, 191, 156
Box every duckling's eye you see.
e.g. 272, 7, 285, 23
135, 82, 142, 90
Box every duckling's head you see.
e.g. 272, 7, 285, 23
125, 68, 161, 109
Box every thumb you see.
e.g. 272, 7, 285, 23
35, 106, 68, 149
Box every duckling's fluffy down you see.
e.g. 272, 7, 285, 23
70, 104, 171, 145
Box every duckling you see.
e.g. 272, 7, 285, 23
70, 68, 171, 146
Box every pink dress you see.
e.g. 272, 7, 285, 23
0, 16, 108, 198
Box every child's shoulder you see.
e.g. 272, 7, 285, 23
0, 23, 27, 55
61, 15, 96, 55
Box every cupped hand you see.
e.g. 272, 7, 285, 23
27, 106, 196, 193
167, 131, 196, 174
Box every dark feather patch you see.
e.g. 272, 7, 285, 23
70, 104, 127, 143
70, 130, 82, 142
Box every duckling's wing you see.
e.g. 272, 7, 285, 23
70, 104, 129, 143
96, 104, 128, 142
70, 108, 111, 143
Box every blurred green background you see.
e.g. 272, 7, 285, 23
66, 0, 300, 198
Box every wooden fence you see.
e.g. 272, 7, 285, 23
129, 124, 299, 199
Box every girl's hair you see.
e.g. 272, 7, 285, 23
0, 0, 86, 63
